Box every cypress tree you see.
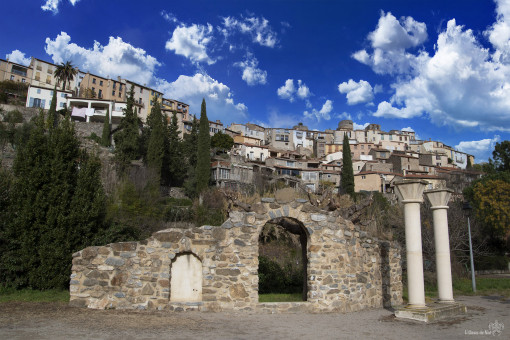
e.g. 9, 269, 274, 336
340, 133, 355, 197
146, 100, 165, 181
0, 112, 133, 289
114, 85, 140, 169
195, 99, 211, 194
101, 108, 111, 147
182, 116, 199, 197
46, 86, 58, 129
167, 111, 183, 186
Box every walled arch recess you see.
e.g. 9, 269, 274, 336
170, 252, 202, 303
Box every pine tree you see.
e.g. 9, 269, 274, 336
114, 85, 140, 169
167, 111, 183, 186
146, 100, 165, 181
195, 99, 211, 195
340, 133, 355, 197
101, 108, 111, 147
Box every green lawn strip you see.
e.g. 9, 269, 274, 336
403, 277, 510, 302
0, 288, 69, 303
258, 293, 303, 302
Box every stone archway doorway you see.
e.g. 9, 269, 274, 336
258, 217, 308, 301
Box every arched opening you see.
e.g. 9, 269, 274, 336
258, 216, 308, 302
170, 252, 202, 302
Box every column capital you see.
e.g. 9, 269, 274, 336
424, 188, 453, 208
394, 180, 428, 203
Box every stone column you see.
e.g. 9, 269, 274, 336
424, 188, 455, 303
395, 180, 428, 308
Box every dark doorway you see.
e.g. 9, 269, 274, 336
258, 217, 308, 301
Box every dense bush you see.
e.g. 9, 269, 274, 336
258, 256, 303, 294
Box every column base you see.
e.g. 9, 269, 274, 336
395, 302, 467, 322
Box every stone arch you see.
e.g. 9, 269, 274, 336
259, 216, 310, 301
169, 252, 202, 303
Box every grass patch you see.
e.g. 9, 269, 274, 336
453, 277, 510, 297
0, 288, 69, 303
259, 293, 303, 302
403, 276, 510, 302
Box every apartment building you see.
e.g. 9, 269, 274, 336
228, 123, 265, 143
29, 58, 61, 90
26, 85, 71, 110
0, 59, 32, 83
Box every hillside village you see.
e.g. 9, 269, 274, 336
1, 56, 481, 194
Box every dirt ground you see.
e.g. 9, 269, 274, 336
0, 295, 508, 340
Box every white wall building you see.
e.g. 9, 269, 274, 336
26, 85, 71, 110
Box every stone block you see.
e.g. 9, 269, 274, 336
154, 231, 183, 243
105, 257, 125, 267
111, 242, 138, 252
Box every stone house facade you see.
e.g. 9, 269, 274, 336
70, 198, 403, 313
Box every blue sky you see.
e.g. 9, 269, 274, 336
1, 0, 510, 163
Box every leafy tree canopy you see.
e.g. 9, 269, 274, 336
211, 131, 234, 151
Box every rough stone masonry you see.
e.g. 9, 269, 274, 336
70, 198, 402, 313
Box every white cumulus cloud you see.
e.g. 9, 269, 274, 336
6, 50, 31, 66
372, 18, 510, 130
156, 73, 247, 125
41, 0, 80, 14
277, 79, 311, 102
234, 54, 267, 85
304, 99, 333, 121
352, 11, 428, 75
44, 32, 161, 86
165, 23, 215, 65
338, 79, 375, 105
455, 135, 501, 162
222, 15, 277, 48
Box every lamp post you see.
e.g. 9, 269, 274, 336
463, 201, 476, 293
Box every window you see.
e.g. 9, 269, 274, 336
286, 161, 295, 167
113, 83, 116, 89
112, 90, 115, 96
22, 78, 25, 83
92, 78, 96, 84
381, 135, 384, 140
92, 87, 95, 93
98, 89, 103, 98
99, 80, 103, 86
61, 93, 66, 98
10, 75, 14, 80
119, 84, 123, 91
362, 175, 366, 179
140, 88, 143, 93
37, 89, 41, 94
59, 102, 65, 108
361, 145, 364, 149
435, 155, 441, 160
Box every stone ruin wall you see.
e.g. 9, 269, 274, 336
70, 198, 403, 312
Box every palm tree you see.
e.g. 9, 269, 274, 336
54, 61, 78, 92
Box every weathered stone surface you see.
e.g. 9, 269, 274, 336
82, 247, 98, 259
261, 197, 275, 203
154, 231, 183, 243
311, 214, 327, 222
212, 228, 226, 240
234, 239, 246, 247
216, 268, 241, 276
111, 242, 138, 252
229, 283, 248, 299
141, 284, 154, 295
105, 257, 125, 267
111, 273, 128, 286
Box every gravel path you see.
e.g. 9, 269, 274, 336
0, 295, 508, 339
